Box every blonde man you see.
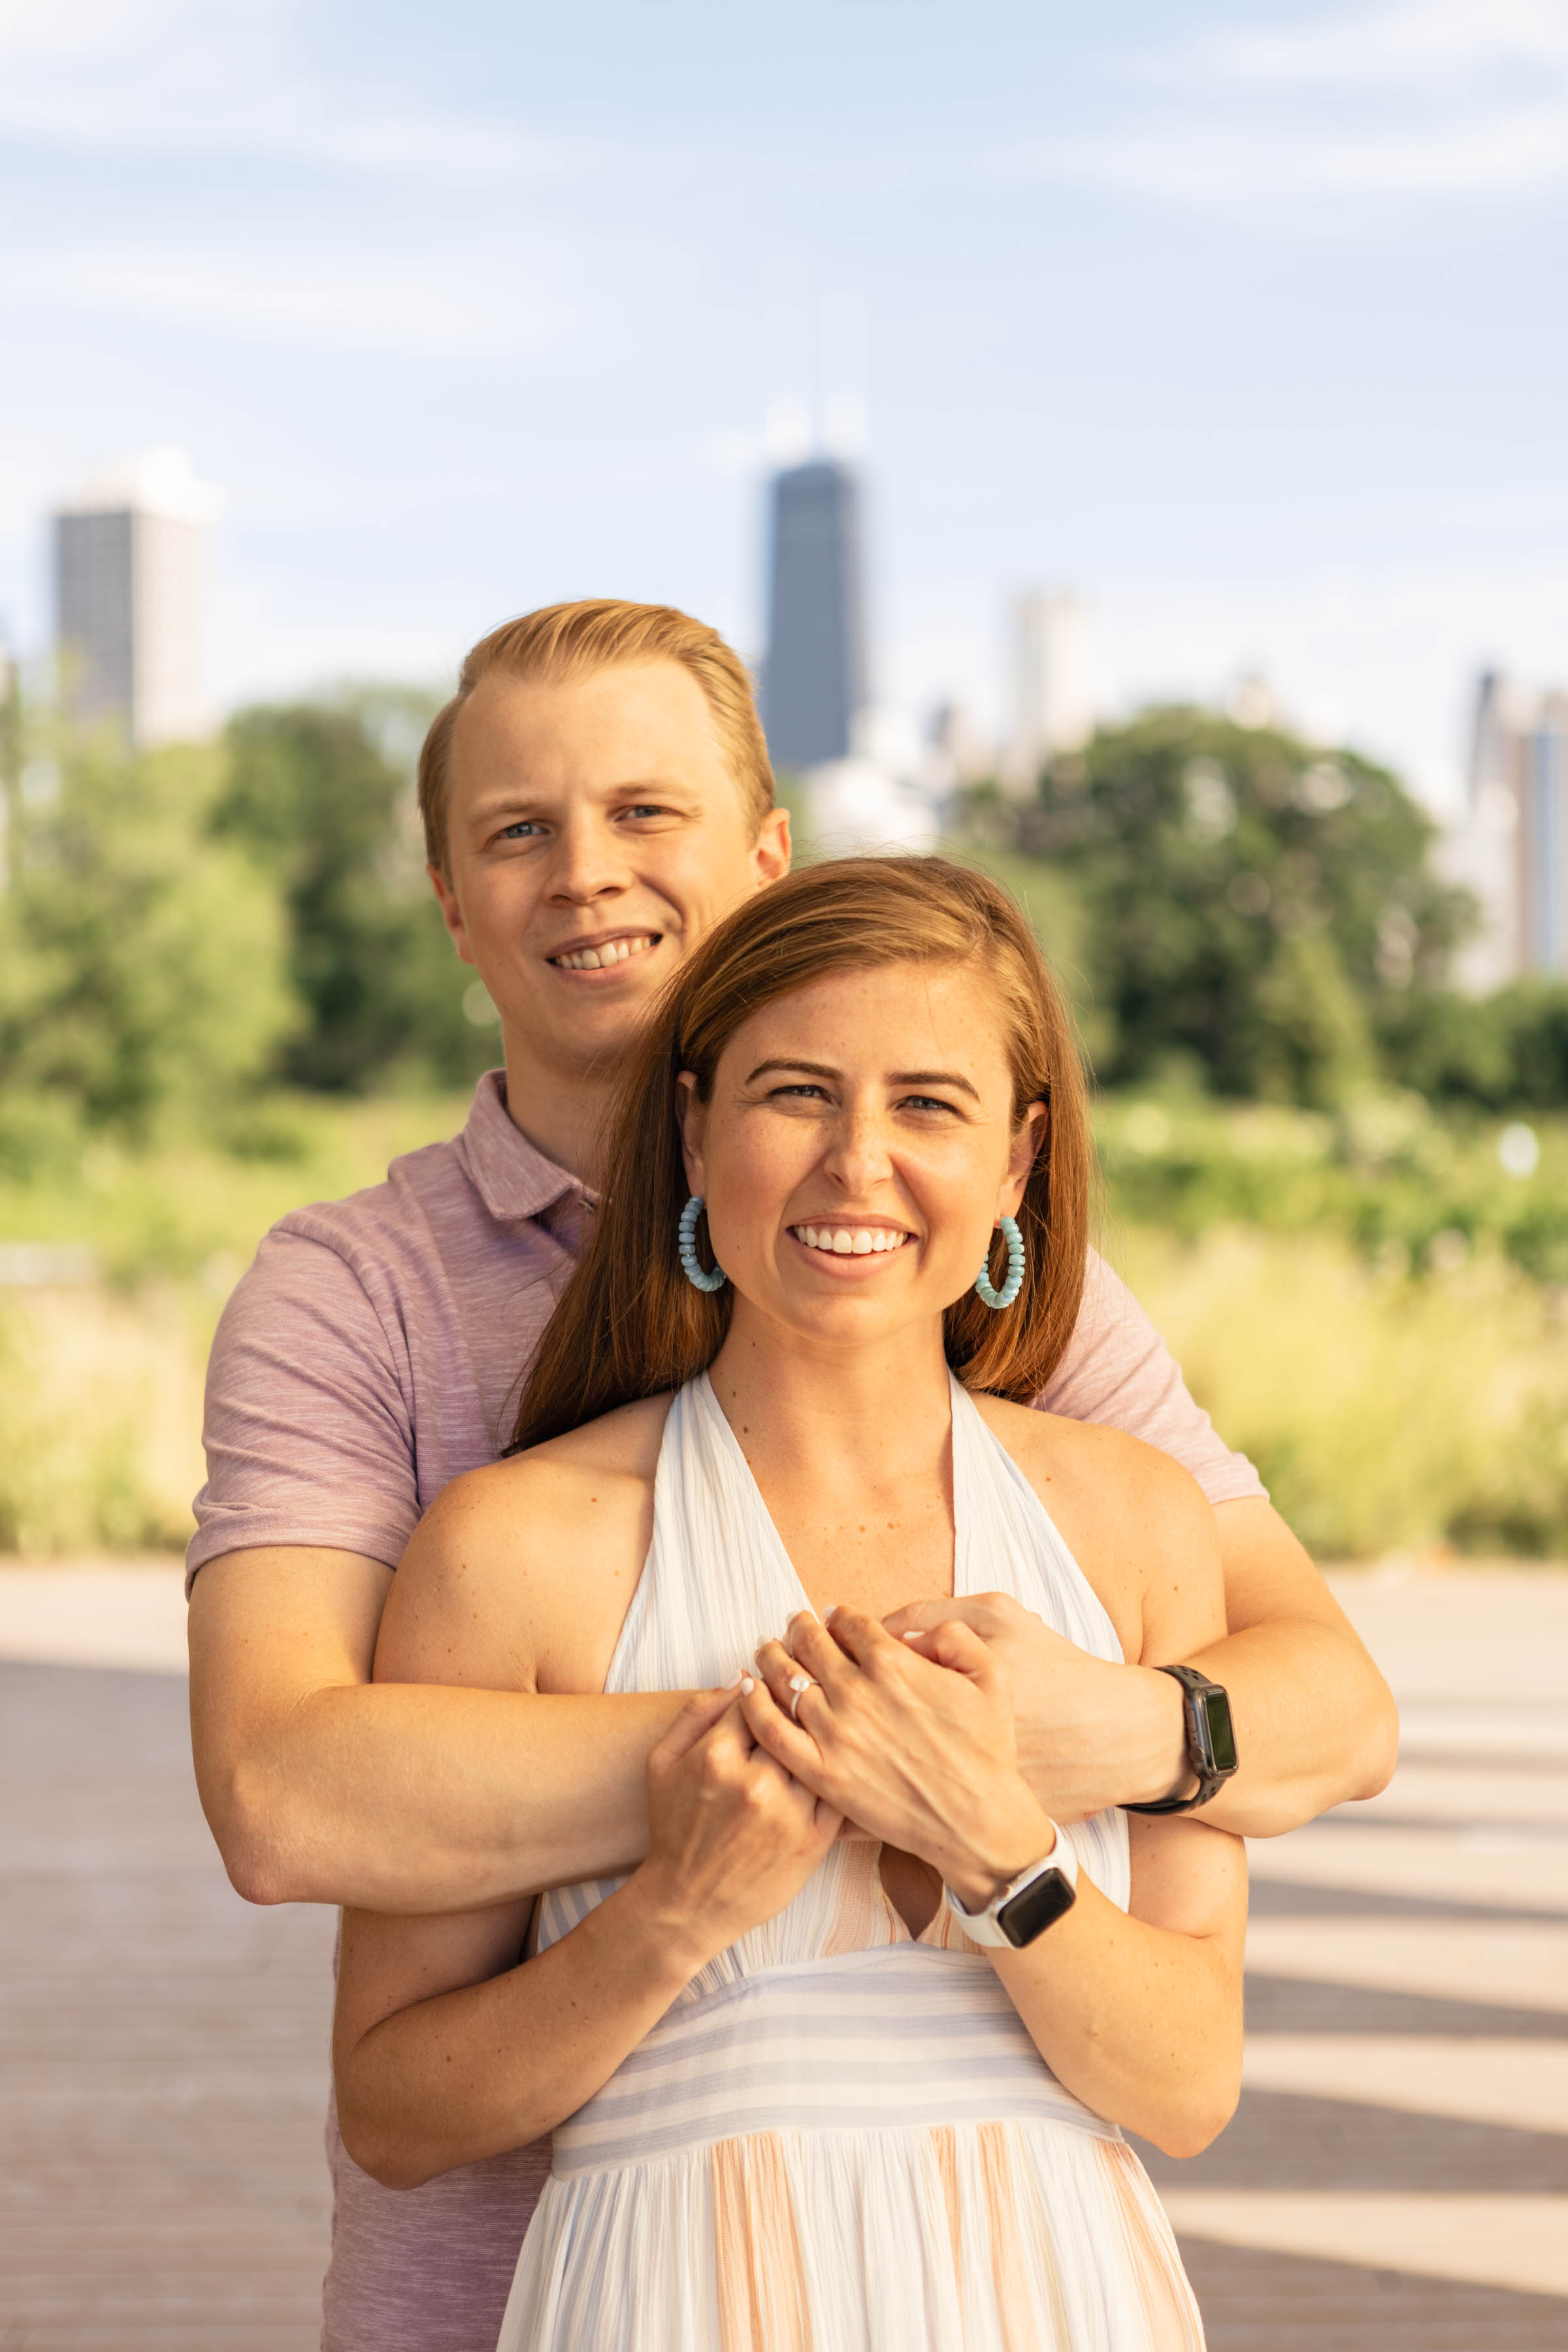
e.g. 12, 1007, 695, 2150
188, 600, 1395, 2352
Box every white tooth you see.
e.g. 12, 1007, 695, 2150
799, 1227, 815, 1247
583, 948, 604, 968
832, 1230, 853, 1254
872, 1232, 890, 1252
851, 1231, 873, 1254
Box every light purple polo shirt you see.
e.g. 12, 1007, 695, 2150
191, 1070, 1265, 2352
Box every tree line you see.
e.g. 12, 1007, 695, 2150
1, 689, 1566, 1163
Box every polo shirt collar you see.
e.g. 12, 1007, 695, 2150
457, 1069, 587, 1225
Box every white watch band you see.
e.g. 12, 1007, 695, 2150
944, 1822, 1078, 1950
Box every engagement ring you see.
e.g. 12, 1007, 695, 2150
789, 1674, 813, 1722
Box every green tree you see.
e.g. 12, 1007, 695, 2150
0, 732, 295, 1136
1014, 709, 1475, 1105
213, 692, 494, 1093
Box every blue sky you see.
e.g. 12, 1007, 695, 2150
2, 0, 1566, 808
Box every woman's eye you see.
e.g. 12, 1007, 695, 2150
902, 1096, 956, 1115
770, 1084, 828, 1102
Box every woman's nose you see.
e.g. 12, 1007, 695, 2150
821, 1111, 894, 1189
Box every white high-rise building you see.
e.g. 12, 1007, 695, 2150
1001, 589, 1094, 799
54, 446, 221, 747
1448, 669, 1568, 988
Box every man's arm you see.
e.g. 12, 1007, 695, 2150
885, 1496, 1397, 1840
188, 1547, 681, 1910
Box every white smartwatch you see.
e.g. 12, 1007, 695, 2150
944, 1822, 1079, 1950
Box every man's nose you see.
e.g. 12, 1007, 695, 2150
546, 815, 630, 904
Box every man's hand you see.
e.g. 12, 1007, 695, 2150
883, 1592, 1190, 1823
883, 1498, 1399, 1840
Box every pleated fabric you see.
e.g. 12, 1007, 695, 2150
496, 1375, 1205, 2351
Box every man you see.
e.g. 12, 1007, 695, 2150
188, 598, 1396, 2351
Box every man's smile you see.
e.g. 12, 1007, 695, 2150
546, 930, 662, 974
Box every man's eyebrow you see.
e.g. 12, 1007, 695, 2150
742, 1058, 981, 1103
467, 776, 700, 821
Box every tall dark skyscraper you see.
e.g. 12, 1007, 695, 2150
761, 459, 866, 771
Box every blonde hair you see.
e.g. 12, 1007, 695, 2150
515, 855, 1092, 1449
417, 599, 775, 877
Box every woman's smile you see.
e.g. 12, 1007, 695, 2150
787, 1220, 914, 1262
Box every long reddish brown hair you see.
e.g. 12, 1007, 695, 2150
514, 857, 1093, 1450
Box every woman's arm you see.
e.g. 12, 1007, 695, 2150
331, 1427, 847, 2189
335, 1682, 840, 2187
743, 1438, 1246, 2155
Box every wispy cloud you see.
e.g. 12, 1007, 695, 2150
0, 237, 572, 359
990, 0, 1568, 212
0, 0, 578, 186
1203, 0, 1568, 88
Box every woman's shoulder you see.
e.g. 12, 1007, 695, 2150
969, 1390, 1221, 1663
381, 1394, 676, 1690
427, 1392, 674, 1539
971, 1390, 1208, 1520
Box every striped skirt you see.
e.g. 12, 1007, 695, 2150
496, 1944, 1203, 2351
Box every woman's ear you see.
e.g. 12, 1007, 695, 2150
676, 1071, 707, 1196
999, 1100, 1048, 1218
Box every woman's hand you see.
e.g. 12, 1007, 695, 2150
632, 1681, 843, 1972
742, 1610, 1054, 1911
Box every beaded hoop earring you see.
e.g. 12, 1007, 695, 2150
974, 1214, 1025, 1311
678, 1195, 727, 1294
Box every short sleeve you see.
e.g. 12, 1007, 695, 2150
186, 1226, 422, 1589
1037, 1250, 1267, 1507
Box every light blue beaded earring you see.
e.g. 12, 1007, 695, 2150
678, 1195, 727, 1293
975, 1214, 1025, 1310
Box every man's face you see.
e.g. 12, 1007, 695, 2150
431, 661, 791, 1084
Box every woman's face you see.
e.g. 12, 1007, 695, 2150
678, 958, 1043, 1350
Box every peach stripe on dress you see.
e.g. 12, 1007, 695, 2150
1092, 2138, 1206, 2351
712, 2133, 811, 2352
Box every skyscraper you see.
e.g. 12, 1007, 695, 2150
761, 459, 866, 772
54, 446, 219, 747
1452, 669, 1568, 985
1002, 589, 1094, 798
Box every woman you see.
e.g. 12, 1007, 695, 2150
333, 857, 1245, 2351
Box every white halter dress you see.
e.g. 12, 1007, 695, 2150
496, 1373, 1205, 2352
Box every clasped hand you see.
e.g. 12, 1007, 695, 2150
742, 1607, 1052, 1911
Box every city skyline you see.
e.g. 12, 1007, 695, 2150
1, 2, 1565, 814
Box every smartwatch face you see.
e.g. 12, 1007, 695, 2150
1200, 1687, 1238, 1776
999, 1867, 1076, 1948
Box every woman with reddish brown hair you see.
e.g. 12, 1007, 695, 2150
333, 857, 1244, 2351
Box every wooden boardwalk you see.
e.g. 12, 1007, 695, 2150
1, 1659, 335, 2351
3, 1569, 1567, 2348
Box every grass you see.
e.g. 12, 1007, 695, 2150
3, 1081, 1568, 1560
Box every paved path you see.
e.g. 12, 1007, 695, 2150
2, 1565, 1565, 2347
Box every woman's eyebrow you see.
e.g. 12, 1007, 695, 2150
890, 1068, 981, 1102
742, 1057, 981, 1104
743, 1058, 841, 1085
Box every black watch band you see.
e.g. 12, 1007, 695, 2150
1126, 1665, 1239, 1816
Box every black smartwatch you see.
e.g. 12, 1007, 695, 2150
1126, 1665, 1238, 1815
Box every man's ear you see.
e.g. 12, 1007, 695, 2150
751, 806, 792, 889
999, 1100, 1048, 1218
427, 865, 476, 966
675, 1071, 707, 1195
